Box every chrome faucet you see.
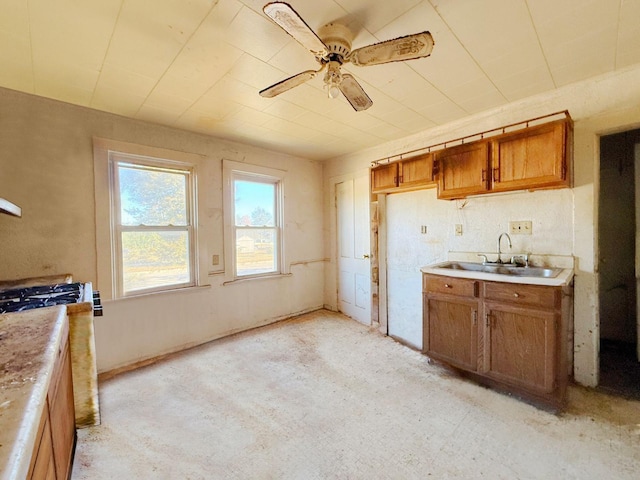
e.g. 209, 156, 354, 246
497, 232, 512, 264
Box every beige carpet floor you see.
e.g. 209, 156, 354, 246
72, 310, 640, 479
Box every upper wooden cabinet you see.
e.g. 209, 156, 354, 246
490, 119, 570, 193
371, 153, 436, 194
370, 162, 398, 193
436, 141, 490, 199
398, 154, 436, 189
370, 115, 573, 199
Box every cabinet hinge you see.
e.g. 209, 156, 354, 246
472, 310, 477, 326
485, 313, 491, 327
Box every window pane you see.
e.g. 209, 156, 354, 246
121, 231, 190, 293
118, 164, 188, 226
236, 229, 276, 276
234, 180, 275, 227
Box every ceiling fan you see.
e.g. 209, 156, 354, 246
259, 2, 434, 112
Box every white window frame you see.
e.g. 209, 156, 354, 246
223, 160, 287, 282
94, 138, 209, 301
110, 154, 196, 297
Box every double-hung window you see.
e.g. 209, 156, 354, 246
111, 154, 195, 296
224, 161, 284, 279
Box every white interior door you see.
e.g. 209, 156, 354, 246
337, 177, 371, 325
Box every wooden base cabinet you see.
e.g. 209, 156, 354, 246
28, 319, 76, 480
28, 410, 56, 480
483, 302, 557, 394
424, 297, 479, 371
423, 275, 479, 371
423, 274, 572, 409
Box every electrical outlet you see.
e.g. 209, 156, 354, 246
421, 225, 428, 234
212, 254, 220, 265
455, 224, 463, 236
509, 221, 532, 235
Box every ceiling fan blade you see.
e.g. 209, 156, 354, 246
263, 2, 328, 57
349, 32, 434, 66
259, 70, 319, 98
339, 74, 373, 111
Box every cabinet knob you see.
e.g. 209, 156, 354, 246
513, 293, 520, 298
444, 284, 451, 288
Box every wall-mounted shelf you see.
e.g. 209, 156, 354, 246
0, 197, 22, 217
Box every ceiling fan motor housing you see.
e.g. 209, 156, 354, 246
318, 23, 353, 62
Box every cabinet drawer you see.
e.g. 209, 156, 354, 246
423, 275, 478, 297
483, 282, 559, 309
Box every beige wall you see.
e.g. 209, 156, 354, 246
324, 64, 640, 387
0, 88, 325, 373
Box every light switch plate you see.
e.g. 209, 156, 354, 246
509, 221, 532, 235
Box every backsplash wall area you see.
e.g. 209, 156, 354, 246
386, 188, 573, 348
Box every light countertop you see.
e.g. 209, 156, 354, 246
0, 306, 67, 480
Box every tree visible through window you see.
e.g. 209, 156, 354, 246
233, 178, 279, 277
114, 159, 194, 295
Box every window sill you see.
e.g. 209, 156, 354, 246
223, 272, 292, 286
107, 284, 212, 302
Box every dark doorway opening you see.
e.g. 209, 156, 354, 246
598, 129, 640, 400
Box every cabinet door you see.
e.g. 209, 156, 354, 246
28, 406, 56, 480
482, 302, 557, 393
423, 294, 478, 371
398, 154, 435, 188
48, 337, 76, 480
490, 120, 568, 193
371, 163, 399, 193
436, 141, 490, 199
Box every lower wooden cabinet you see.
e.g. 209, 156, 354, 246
424, 296, 478, 371
483, 302, 557, 393
28, 409, 56, 480
423, 273, 572, 408
423, 276, 479, 371
28, 319, 76, 480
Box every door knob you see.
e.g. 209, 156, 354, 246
363, 254, 370, 259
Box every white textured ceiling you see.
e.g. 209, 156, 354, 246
2, 0, 639, 160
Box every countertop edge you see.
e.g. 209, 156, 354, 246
0, 306, 67, 480
420, 265, 574, 287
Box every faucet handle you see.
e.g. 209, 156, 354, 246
510, 254, 530, 267
477, 254, 488, 264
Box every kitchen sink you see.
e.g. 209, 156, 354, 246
435, 261, 563, 278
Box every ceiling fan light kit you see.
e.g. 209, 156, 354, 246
260, 1, 434, 111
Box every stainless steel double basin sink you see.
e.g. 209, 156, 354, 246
434, 261, 562, 279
